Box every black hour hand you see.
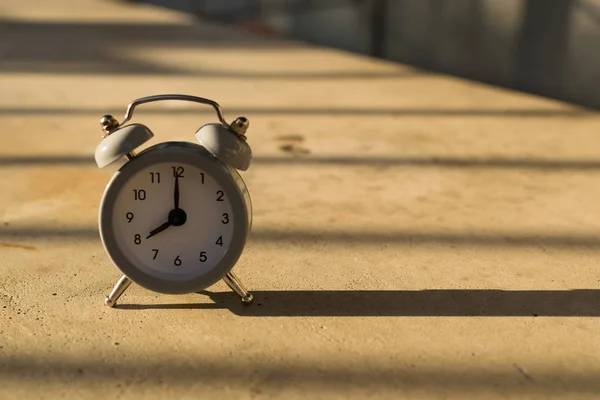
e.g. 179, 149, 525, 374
146, 220, 172, 239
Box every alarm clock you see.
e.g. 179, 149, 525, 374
94, 94, 254, 307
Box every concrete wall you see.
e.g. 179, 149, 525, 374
143, 0, 600, 109
383, 0, 600, 109
385, 0, 524, 86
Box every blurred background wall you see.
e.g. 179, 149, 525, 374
143, 0, 600, 109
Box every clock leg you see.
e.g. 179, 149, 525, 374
104, 275, 132, 307
223, 272, 253, 305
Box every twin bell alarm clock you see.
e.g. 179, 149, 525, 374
94, 95, 254, 308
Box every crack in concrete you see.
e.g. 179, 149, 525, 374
514, 363, 535, 384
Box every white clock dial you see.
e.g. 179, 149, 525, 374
110, 161, 234, 279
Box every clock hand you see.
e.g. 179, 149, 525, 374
146, 220, 172, 239
174, 173, 180, 209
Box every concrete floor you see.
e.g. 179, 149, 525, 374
1, 0, 600, 398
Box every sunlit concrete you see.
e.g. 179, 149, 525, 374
1, 0, 600, 398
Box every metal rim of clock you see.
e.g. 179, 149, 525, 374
99, 142, 251, 295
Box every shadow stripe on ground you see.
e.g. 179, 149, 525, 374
1, 227, 600, 249
3, 154, 600, 170
0, 106, 592, 117
0, 355, 599, 394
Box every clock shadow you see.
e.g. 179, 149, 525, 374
113, 289, 600, 317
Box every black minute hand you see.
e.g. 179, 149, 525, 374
174, 173, 180, 209
146, 220, 172, 239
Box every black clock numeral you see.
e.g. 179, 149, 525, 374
126, 212, 134, 223
150, 172, 161, 184
216, 236, 223, 246
152, 249, 159, 259
200, 172, 205, 184
134, 234, 141, 245
133, 189, 146, 201
222, 213, 229, 224
172, 166, 185, 178
199, 251, 207, 262
216, 190, 224, 202
174, 255, 182, 266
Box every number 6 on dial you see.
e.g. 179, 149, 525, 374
94, 94, 254, 308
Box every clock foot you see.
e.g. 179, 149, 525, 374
104, 275, 132, 307
223, 272, 253, 305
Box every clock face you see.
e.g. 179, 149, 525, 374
111, 161, 234, 280
99, 143, 250, 293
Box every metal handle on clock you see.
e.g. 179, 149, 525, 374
118, 94, 230, 129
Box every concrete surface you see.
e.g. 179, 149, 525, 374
1, 0, 600, 398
